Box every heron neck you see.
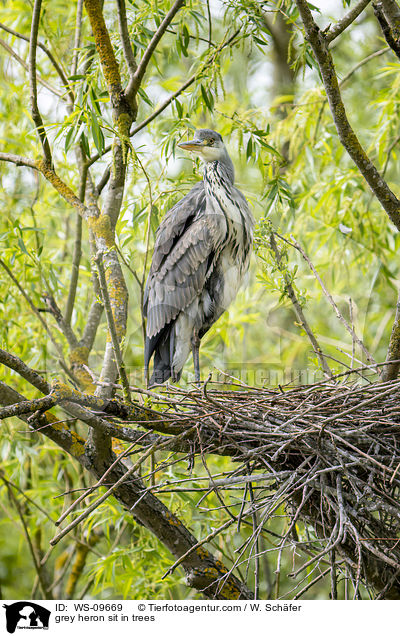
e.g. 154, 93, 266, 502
203, 153, 235, 185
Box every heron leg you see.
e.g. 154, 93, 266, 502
191, 329, 201, 386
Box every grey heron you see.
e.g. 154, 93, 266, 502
143, 129, 254, 386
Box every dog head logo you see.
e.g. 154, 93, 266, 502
3, 602, 50, 633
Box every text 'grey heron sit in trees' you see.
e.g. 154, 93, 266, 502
143, 129, 254, 386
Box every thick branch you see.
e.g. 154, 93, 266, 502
295, 0, 400, 231
373, 2, 400, 59
380, 0, 400, 36
0, 348, 50, 394
0, 382, 252, 599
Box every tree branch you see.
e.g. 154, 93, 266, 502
280, 234, 380, 371
127, 0, 185, 98
86, 27, 241, 168
0, 38, 64, 98
269, 233, 332, 377
295, 0, 400, 231
71, 0, 84, 77
29, 0, 52, 163
373, 1, 400, 59
0, 259, 76, 381
95, 252, 131, 403
325, 0, 372, 43
0, 381, 252, 599
65, 164, 88, 326
0, 382, 89, 465
116, 0, 137, 76
382, 289, 400, 381
0, 348, 50, 394
0, 21, 73, 101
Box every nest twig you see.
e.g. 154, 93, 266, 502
124, 374, 400, 599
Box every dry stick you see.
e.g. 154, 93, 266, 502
95, 252, 131, 404
280, 234, 380, 373
55, 438, 143, 526
29, 0, 52, 163
269, 233, 332, 377
162, 518, 236, 580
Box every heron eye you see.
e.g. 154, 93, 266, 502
208, 138, 214, 146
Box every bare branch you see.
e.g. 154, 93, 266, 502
0, 21, 73, 101
278, 233, 380, 371
116, 0, 137, 76
295, 0, 400, 231
269, 233, 332, 378
382, 289, 400, 381
1, 475, 52, 599
29, 0, 52, 163
326, 0, 372, 43
0, 152, 37, 169
127, 0, 185, 98
0, 348, 50, 394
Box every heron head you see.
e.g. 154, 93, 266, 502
178, 129, 225, 162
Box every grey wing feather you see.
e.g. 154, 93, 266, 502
150, 181, 205, 272
145, 219, 215, 338
144, 180, 218, 340
143, 181, 206, 317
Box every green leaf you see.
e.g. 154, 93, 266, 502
90, 110, 104, 154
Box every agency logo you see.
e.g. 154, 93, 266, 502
3, 602, 50, 634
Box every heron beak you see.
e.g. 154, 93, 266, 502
178, 139, 206, 151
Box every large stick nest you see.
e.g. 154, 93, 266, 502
130, 374, 400, 599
